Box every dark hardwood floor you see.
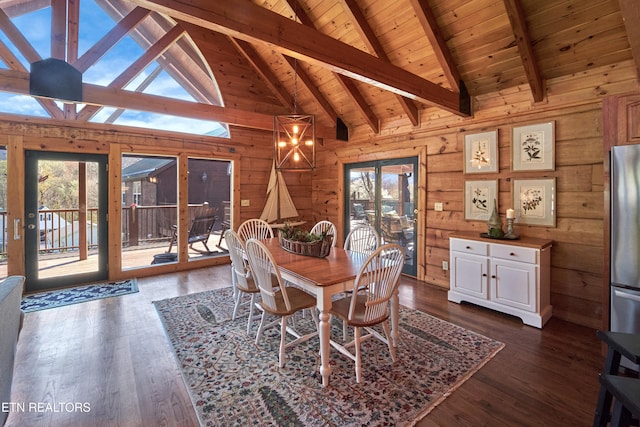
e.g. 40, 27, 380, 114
6, 265, 606, 427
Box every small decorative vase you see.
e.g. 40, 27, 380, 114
487, 199, 504, 238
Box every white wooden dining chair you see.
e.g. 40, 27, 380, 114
344, 224, 379, 255
329, 243, 405, 383
225, 230, 262, 336
310, 220, 337, 247
245, 238, 319, 368
237, 218, 274, 242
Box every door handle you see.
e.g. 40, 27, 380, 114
614, 289, 640, 303
13, 219, 21, 240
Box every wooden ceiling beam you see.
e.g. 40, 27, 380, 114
0, 10, 63, 119
0, 68, 337, 139
67, 0, 79, 64
77, 24, 185, 121
50, 0, 66, 60
72, 7, 151, 73
341, 0, 419, 126
0, 7, 40, 63
229, 37, 295, 113
129, 0, 468, 116
288, 0, 365, 129
502, 0, 545, 102
283, 55, 339, 123
618, 0, 640, 80
336, 74, 379, 134
408, 0, 462, 93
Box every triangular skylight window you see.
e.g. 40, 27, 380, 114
0, 0, 229, 137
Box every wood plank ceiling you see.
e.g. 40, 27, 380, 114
0, 0, 637, 140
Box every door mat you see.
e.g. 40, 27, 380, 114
21, 279, 138, 313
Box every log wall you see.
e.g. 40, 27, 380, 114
314, 60, 640, 328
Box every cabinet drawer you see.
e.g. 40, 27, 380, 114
491, 244, 537, 263
450, 238, 489, 256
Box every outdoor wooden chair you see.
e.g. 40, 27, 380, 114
329, 243, 405, 383
167, 215, 217, 254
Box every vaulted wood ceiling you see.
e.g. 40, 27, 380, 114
0, 0, 638, 140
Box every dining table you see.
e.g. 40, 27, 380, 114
260, 237, 400, 387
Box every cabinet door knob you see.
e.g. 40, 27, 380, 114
491, 275, 496, 279
466, 246, 472, 249
510, 252, 516, 256
482, 273, 487, 277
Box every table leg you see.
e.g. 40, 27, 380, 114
390, 290, 399, 347
318, 309, 331, 387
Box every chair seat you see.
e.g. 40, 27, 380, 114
330, 294, 389, 328
236, 275, 259, 294
259, 287, 316, 317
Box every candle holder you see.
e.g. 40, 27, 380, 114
504, 217, 519, 240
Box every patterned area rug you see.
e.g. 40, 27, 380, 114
21, 279, 138, 312
154, 287, 504, 427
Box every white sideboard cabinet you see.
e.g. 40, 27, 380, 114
448, 232, 553, 328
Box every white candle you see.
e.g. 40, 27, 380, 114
506, 208, 515, 219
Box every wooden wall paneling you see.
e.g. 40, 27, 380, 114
108, 143, 122, 279
6, 135, 24, 277
318, 62, 639, 328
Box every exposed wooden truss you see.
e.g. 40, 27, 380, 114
130, 0, 468, 116
0, 0, 634, 139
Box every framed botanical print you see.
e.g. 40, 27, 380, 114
464, 180, 498, 221
513, 178, 556, 227
512, 121, 555, 171
464, 130, 498, 173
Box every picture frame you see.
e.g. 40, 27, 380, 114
464, 180, 498, 221
513, 178, 556, 227
464, 130, 498, 173
512, 121, 555, 171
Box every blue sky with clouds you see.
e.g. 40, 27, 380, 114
0, 0, 227, 136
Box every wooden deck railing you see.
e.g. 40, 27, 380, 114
0, 203, 216, 258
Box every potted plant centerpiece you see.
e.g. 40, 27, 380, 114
278, 223, 333, 257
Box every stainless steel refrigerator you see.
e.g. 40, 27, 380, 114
610, 144, 640, 370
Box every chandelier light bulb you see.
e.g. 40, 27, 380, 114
278, 141, 287, 148
293, 150, 300, 162
292, 124, 299, 134
291, 137, 299, 145
305, 139, 313, 146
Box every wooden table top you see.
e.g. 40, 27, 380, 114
261, 238, 368, 286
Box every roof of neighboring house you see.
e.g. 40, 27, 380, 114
121, 158, 174, 182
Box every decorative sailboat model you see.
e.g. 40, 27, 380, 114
259, 162, 305, 228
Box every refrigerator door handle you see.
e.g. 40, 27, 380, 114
614, 288, 640, 303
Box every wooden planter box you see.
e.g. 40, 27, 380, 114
279, 235, 333, 257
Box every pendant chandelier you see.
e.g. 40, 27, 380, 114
274, 57, 315, 171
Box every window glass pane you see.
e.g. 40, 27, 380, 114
186, 158, 232, 261
121, 154, 177, 269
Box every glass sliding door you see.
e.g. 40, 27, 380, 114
121, 154, 177, 269
345, 157, 417, 275
186, 157, 232, 261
